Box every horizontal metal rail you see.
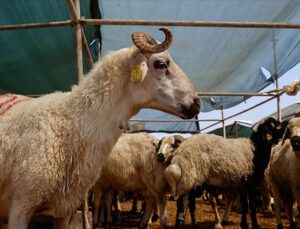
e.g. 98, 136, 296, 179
0, 21, 73, 31
81, 19, 300, 29
21, 88, 283, 98
129, 118, 221, 122
200, 91, 285, 132
2, 19, 300, 31
197, 91, 280, 97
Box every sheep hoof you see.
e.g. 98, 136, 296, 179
94, 222, 104, 229
131, 207, 138, 214
105, 222, 112, 229
290, 221, 296, 229
222, 220, 230, 225
277, 224, 284, 229
175, 220, 184, 229
115, 220, 121, 226
240, 222, 249, 229
215, 223, 223, 229
139, 223, 148, 229
151, 213, 159, 222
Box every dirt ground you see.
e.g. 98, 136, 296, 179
99, 198, 290, 229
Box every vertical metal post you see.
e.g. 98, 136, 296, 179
195, 114, 201, 133
221, 105, 226, 138
74, 0, 84, 82
235, 121, 238, 138
272, 31, 281, 122
75, 3, 86, 226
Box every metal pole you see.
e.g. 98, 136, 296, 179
74, 0, 83, 83
81, 28, 94, 69
221, 106, 226, 138
197, 91, 278, 97
128, 118, 221, 122
66, 0, 94, 70
2, 19, 300, 31
25, 89, 283, 98
194, 114, 201, 133
68, 2, 88, 228
81, 19, 300, 29
272, 31, 282, 122
0, 21, 73, 31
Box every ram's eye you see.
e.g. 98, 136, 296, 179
154, 60, 168, 69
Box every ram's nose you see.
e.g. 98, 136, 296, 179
180, 97, 200, 119
157, 153, 166, 163
191, 97, 200, 114
291, 135, 300, 151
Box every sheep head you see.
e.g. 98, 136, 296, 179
286, 117, 300, 153
156, 135, 185, 164
129, 28, 200, 119
251, 116, 284, 146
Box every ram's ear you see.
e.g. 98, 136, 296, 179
173, 135, 185, 149
129, 54, 148, 82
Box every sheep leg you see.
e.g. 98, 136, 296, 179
240, 191, 249, 229
8, 204, 34, 229
271, 185, 284, 229
82, 192, 91, 229
0, 219, 4, 229
99, 201, 105, 227
248, 189, 260, 229
208, 193, 222, 229
53, 215, 71, 229
92, 189, 103, 227
112, 191, 122, 225
131, 193, 138, 213
141, 198, 146, 215
151, 201, 159, 223
175, 193, 189, 228
222, 192, 234, 224
295, 191, 300, 228
140, 195, 155, 229
104, 191, 113, 228
0, 219, 6, 229
188, 191, 197, 227
156, 197, 168, 229
285, 200, 295, 229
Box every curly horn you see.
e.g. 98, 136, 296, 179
131, 27, 173, 54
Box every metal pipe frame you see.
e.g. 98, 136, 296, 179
1, 5, 295, 133
200, 91, 285, 132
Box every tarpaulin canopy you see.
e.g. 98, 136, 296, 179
1, 0, 300, 133
0, 0, 100, 94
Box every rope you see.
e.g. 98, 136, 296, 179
283, 79, 300, 96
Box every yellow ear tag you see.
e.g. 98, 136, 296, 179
266, 134, 273, 141
131, 64, 143, 82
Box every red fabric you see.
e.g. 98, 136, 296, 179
0, 94, 30, 116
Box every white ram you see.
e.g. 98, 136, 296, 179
0, 28, 200, 229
